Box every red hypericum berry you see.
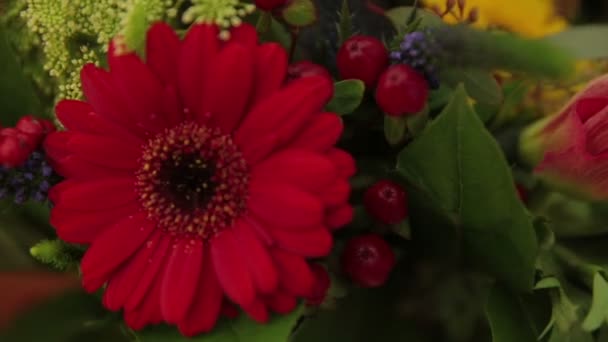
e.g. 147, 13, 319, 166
341, 234, 396, 288
15, 115, 56, 146
364, 180, 408, 225
306, 264, 331, 306
516, 184, 528, 203
255, 0, 288, 11
287, 61, 332, 84
337, 35, 388, 88
375, 64, 429, 116
0, 128, 36, 167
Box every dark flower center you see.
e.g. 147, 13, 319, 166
135, 122, 249, 240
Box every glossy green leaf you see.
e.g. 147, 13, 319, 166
326, 80, 365, 115
397, 86, 538, 290
442, 68, 503, 106
138, 306, 303, 342
546, 25, 608, 60
384, 115, 407, 146
281, 0, 317, 27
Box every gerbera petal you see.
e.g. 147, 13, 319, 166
52, 178, 137, 211
126, 235, 172, 311
124, 276, 163, 331
66, 134, 140, 170
160, 85, 184, 128
326, 205, 354, 230
270, 228, 333, 257
242, 298, 269, 324
199, 43, 254, 133
43, 131, 72, 162
147, 22, 181, 85
249, 181, 323, 229
239, 133, 280, 166
289, 113, 343, 151
326, 148, 357, 178
103, 230, 162, 311
161, 240, 204, 324
319, 179, 351, 206
55, 100, 94, 131
178, 24, 219, 118
235, 76, 333, 150
51, 202, 139, 244
211, 230, 256, 307
177, 248, 223, 337
234, 219, 278, 293
251, 149, 337, 193
56, 155, 130, 180
251, 43, 288, 104
229, 24, 258, 48
271, 249, 315, 297
81, 213, 155, 292
266, 292, 297, 314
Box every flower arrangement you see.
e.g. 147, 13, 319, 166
1, 0, 608, 341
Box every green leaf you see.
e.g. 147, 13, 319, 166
326, 80, 365, 115
546, 25, 608, 60
281, 0, 317, 28
397, 86, 538, 290
582, 273, 608, 331
485, 285, 550, 342
0, 25, 41, 125
442, 69, 503, 106
0, 291, 120, 342
138, 306, 303, 342
490, 81, 531, 128
336, 0, 353, 46
384, 116, 407, 146
384, 6, 443, 32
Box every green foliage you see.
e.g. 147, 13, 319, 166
384, 6, 443, 33
582, 273, 608, 331
336, 0, 353, 46
138, 306, 303, 342
397, 86, 538, 291
30, 239, 83, 271
546, 25, 608, 60
441, 68, 503, 106
384, 116, 407, 146
326, 80, 365, 116
281, 0, 317, 28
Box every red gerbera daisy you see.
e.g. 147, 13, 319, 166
44, 22, 355, 336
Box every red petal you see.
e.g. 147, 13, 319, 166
50, 203, 139, 244
266, 292, 297, 314
270, 228, 333, 257
177, 248, 223, 337
319, 179, 350, 206
160, 85, 184, 128
326, 205, 354, 230
271, 249, 315, 297
178, 24, 219, 118
200, 43, 254, 133
235, 76, 333, 153
147, 22, 181, 85
249, 181, 323, 229
81, 213, 155, 292
326, 148, 356, 178
229, 24, 258, 48
124, 275, 163, 331
239, 133, 280, 166
56, 155, 130, 180
251, 149, 337, 193
44, 131, 72, 162
66, 133, 140, 170
242, 298, 269, 323
289, 113, 343, 151
52, 178, 137, 211
103, 230, 162, 311
251, 43, 288, 104
126, 235, 172, 310
211, 230, 256, 307
161, 239, 204, 324
234, 220, 278, 293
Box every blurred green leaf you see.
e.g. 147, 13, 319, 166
0, 25, 40, 125
336, 0, 352, 46
383, 115, 407, 146
385, 6, 443, 32
442, 68, 503, 106
397, 86, 538, 291
139, 306, 303, 342
281, 0, 317, 28
546, 25, 608, 60
582, 273, 608, 331
326, 80, 365, 115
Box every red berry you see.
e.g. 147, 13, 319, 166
337, 35, 388, 88
0, 128, 36, 167
255, 0, 288, 11
375, 64, 429, 116
341, 234, 396, 288
15, 115, 56, 146
287, 61, 332, 83
364, 180, 408, 225
306, 264, 331, 306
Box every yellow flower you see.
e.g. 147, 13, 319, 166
423, 0, 567, 38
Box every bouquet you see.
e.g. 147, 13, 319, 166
1, 0, 608, 341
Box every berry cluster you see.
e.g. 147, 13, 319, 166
336, 35, 430, 117
0, 116, 57, 204
391, 30, 441, 89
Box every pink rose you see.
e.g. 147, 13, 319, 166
520, 74, 608, 200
